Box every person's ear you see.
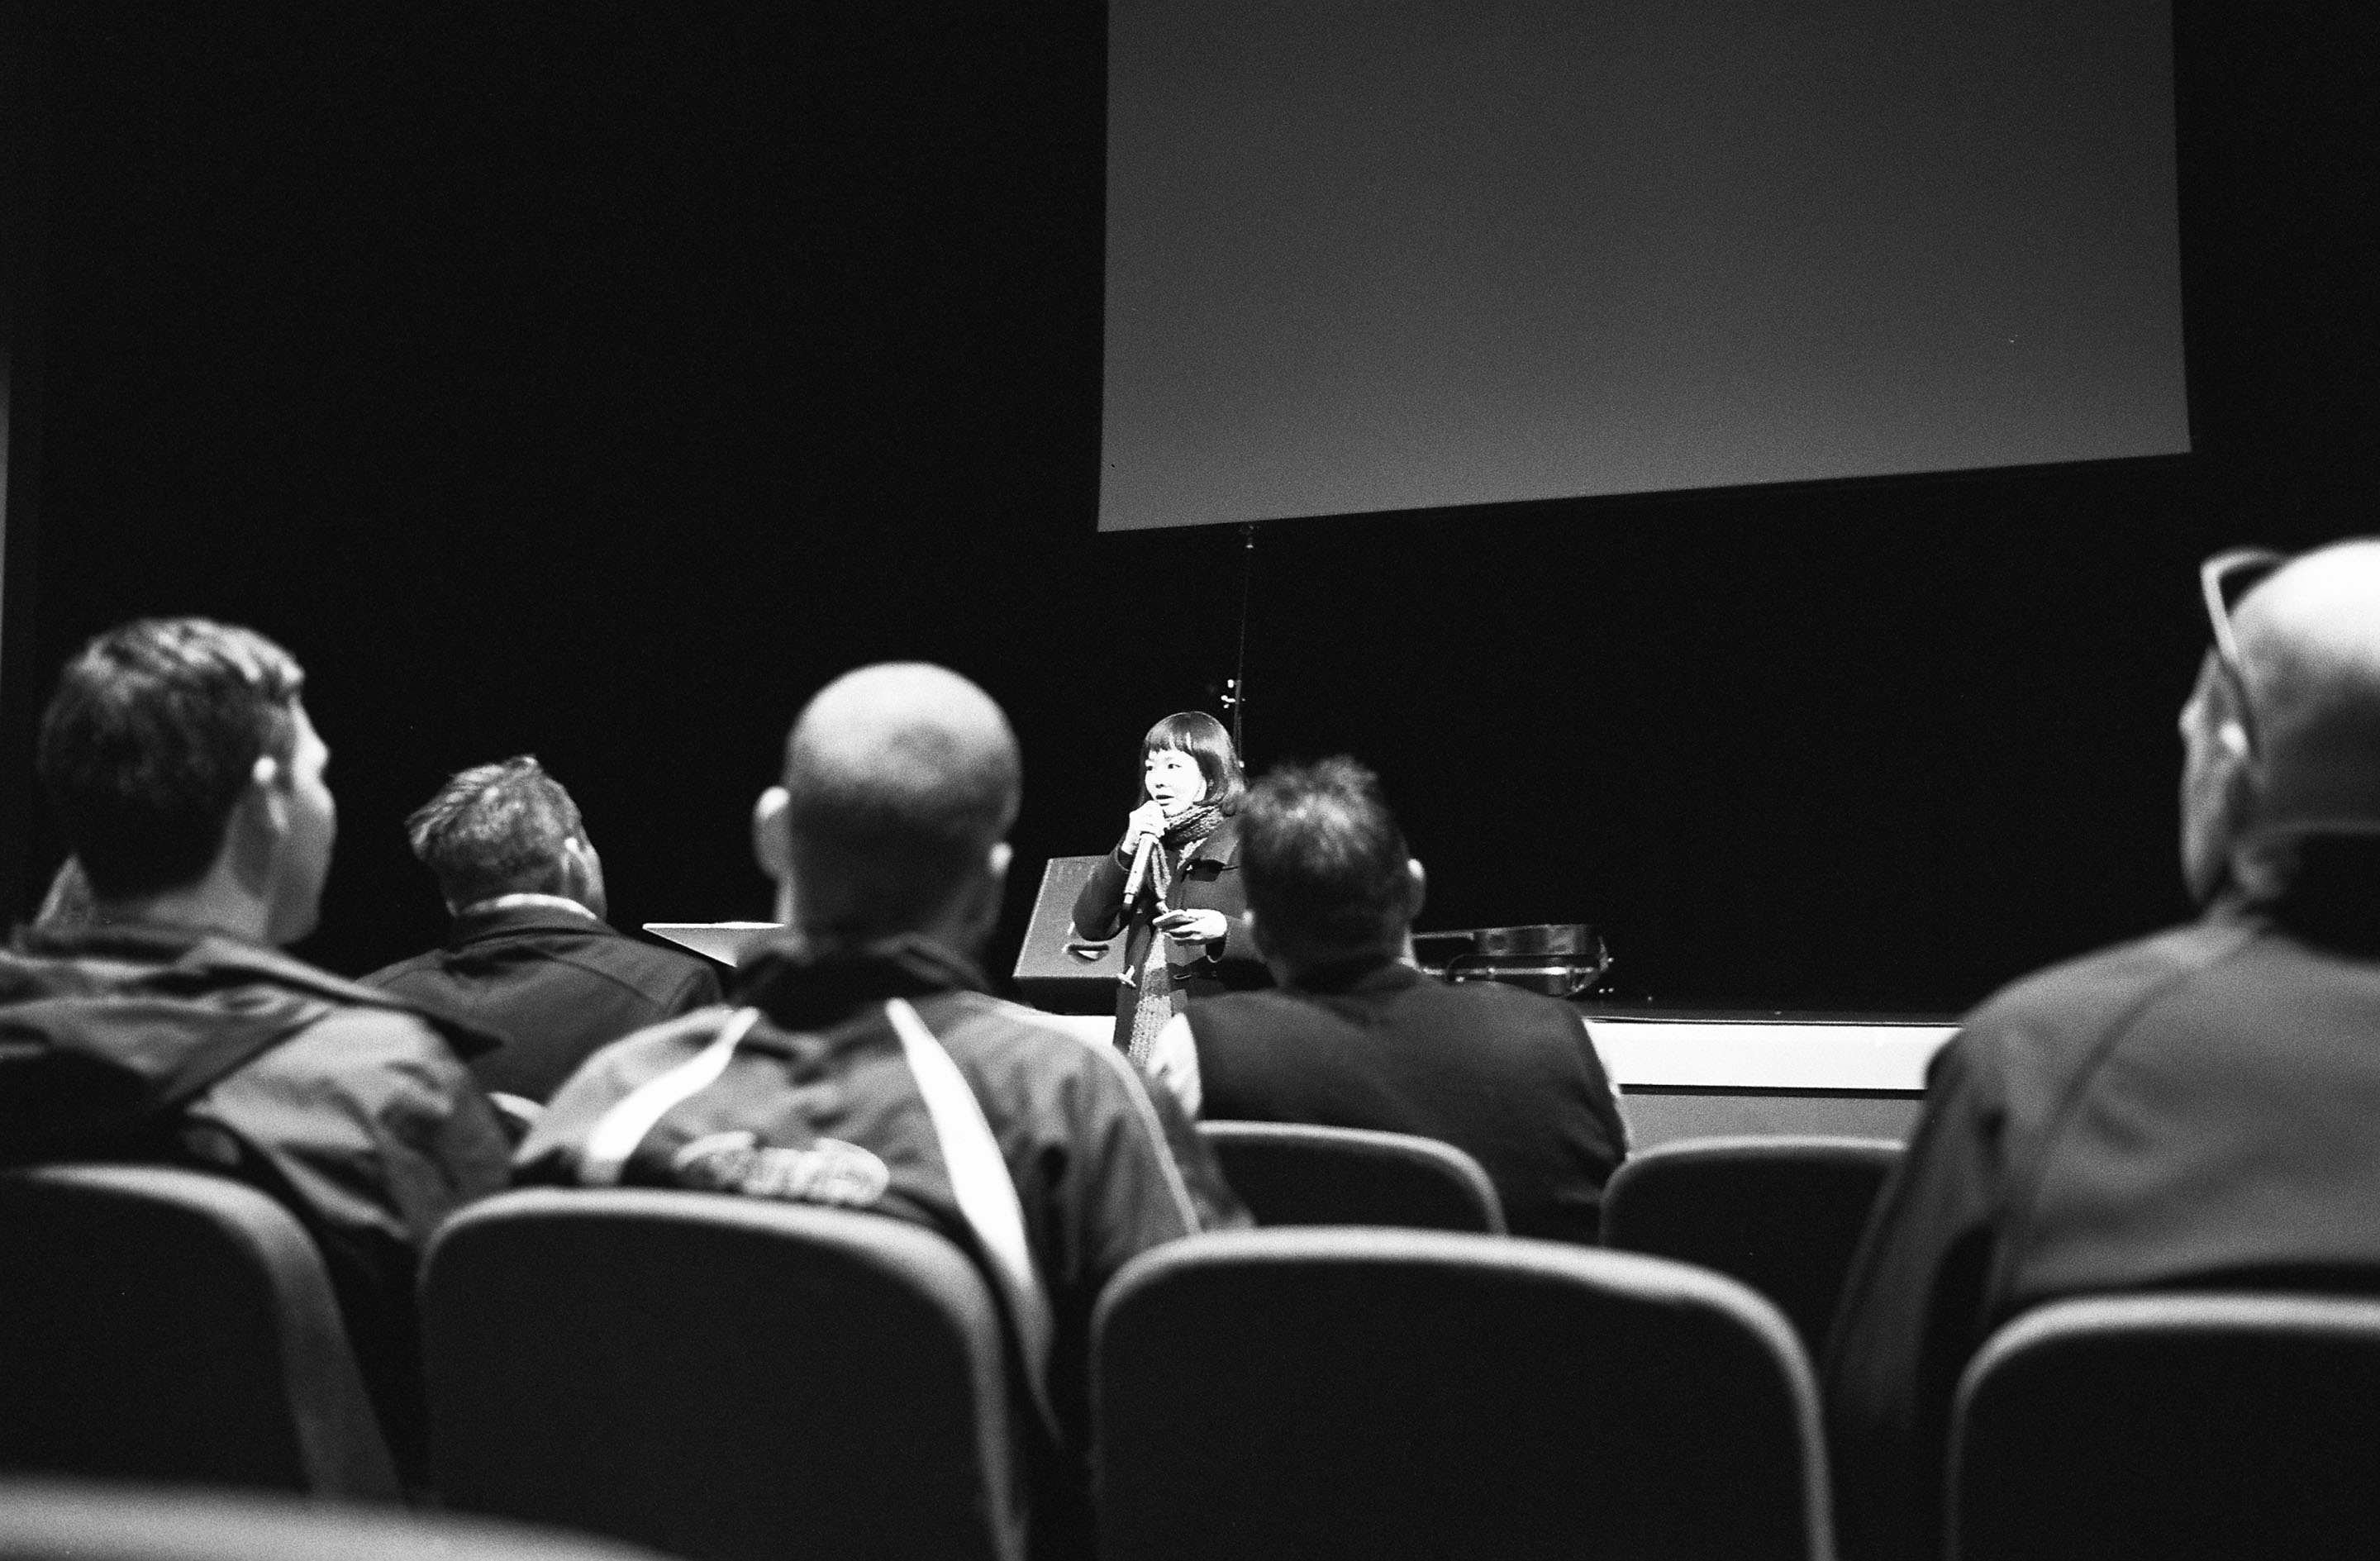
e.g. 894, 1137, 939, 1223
2180, 656, 2265, 905
954, 840, 1014, 944
752, 787, 797, 926
222, 754, 288, 893
1405, 859, 1428, 922
2216, 734, 2274, 892
560, 834, 609, 918
751, 787, 792, 882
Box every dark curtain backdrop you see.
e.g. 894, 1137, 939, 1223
9, 2, 2378, 1011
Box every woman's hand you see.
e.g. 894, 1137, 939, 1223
1123, 800, 1170, 856
1154, 908, 1228, 951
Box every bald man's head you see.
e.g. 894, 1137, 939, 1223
763, 664, 1021, 944
2233, 541, 2380, 830
2183, 540, 2380, 900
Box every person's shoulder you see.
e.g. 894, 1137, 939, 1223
1926, 919, 2251, 1104
528, 924, 721, 999
1963, 919, 2243, 1038
931, 992, 1114, 1067
358, 947, 443, 989
1187, 986, 1324, 1032
255, 997, 478, 1109
1383, 968, 1579, 1032
597, 930, 722, 983
931, 993, 1176, 1113
547, 1003, 743, 1104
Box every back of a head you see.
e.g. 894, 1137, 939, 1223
1239, 757, 1412, 965
36, 619, 305, 901
407, 756, 587, 910
781, 664, 1021, 941
2235, 540, 2380, 840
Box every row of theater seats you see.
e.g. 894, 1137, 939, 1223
9, 1133, 2380, 1559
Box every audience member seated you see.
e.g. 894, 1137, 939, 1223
1148, 756, 1628, 1242
0, 618, 512, 1482
364, 756, 721, 1103
515, 662, 1245, 1559
1827, 540, 2380, 1561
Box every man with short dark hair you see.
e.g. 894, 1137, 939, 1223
1826, 540, 2380, 1561
364, 756, 720, 1102
518, 662, 1244, 1559
0, 618, 512, 1479
1150, 756, 1629, 1242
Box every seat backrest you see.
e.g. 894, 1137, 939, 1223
1949, 1292, 2380, 1561
1196, 1121, 1506, 1233
0, 1164, 399, 1497
0, 1478, 675, 1561
1600, 1134, 1902, 1352
1094, 1228, 1830, 1561
422, 1188, 1021, 1561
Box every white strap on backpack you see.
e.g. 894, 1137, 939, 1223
884, 996, 1062, 1441
578, 1007, 763, 1187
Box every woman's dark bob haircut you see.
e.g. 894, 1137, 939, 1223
1137, 710, 1246, 813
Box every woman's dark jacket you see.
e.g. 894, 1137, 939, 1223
1070, 815, 1269, 1040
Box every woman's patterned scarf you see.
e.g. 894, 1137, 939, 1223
1147, 802, 1225, 906
1124, 802, 1227, 1066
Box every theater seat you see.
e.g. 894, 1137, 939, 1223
0, 1478, 674, 1561
1600, 1135, 1902, 1353
0, 1164, 400, 1497
422, 1188, 1022, 1561
1197, 1121, 1506, 1233
1095, 1228, 1830, 1561
1950, 1291, 2380, 1561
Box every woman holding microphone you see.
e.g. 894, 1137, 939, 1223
1073, 711, 1269, 1061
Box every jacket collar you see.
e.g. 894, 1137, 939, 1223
731, 930, 990, 1032
9, 920, 504, 1057
2223, 836, 2380, 958
1173, 814, 1242, 868
447, 899, 616, 949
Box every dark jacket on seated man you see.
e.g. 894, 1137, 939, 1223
1828, 878, 2380, 1560
1187, 957, 1627, 1241
1825, 542, 2380, 1561
368, 897, 720, 1102
0, 921, 512, 1475
518, 930, 1243, 1460
0, 618, 513, 1483
1147, 755, 1628, 1241
514, 664, 1245, 1561
361, 756, 721, 1102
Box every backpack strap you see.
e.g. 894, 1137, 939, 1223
885, 996, 1062, 1443
577, 1007, 763, 1187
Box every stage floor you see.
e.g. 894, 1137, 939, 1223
1035, 1008, 1958, 1147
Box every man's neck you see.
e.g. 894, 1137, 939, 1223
95, 877, 273, 945
1269, 944, 1413, 992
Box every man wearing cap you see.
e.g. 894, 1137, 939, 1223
1825, 540, 2380, 1561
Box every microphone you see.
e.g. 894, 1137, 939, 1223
1121, 830, 1157, 905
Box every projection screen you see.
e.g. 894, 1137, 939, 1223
1100, 0, 2187, 532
